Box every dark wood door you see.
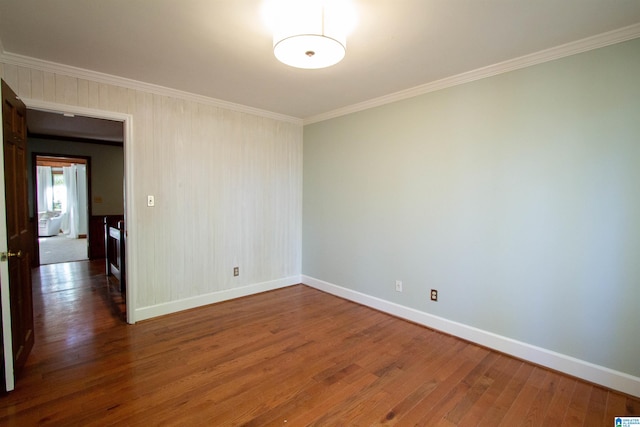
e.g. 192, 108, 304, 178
1, 80, 34, 388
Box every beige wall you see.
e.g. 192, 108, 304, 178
1, 62, 303, 320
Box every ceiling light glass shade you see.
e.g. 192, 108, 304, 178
274, 34, 345, 70
266, 0, 354, 69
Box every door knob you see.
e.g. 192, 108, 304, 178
0, 250, 22, 261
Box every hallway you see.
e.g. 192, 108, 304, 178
0, 260, 125, 424
31, 260, 126, 344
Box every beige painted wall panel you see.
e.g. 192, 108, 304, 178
2, 64, 17, 89
17, 66, 31, 97
87, 81, 100, 109
108, 85, 129, 113
131, 89, 155, 308
43, 72, 55, 102
98, 83, 109, 110
30, 69, 44, 100
55, 74, 77, 105
77, 79, 89, 108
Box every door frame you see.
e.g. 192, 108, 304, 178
32, 153, 92, 264
0, 98, 135, 390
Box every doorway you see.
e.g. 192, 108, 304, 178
1, 86, 135, 392
23, 99, 135, 327
34, 155, 90, 265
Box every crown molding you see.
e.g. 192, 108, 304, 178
0, 51, 303, 126
304, 23, 640, 125
3, 22, 639, 128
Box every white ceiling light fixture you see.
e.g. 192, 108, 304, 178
264, 0, 356, 69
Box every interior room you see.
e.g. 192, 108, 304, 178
0, 0, 639, 424
35, 155, 89, 264
28, 119, 126, 267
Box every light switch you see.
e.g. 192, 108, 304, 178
147, 195, 155, 207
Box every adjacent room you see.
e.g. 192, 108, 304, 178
35, 155, 89, 264
0, 0, 638, 424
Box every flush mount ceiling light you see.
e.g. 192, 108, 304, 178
263, 0, 356, 69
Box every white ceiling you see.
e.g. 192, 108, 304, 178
1, 0, 640, 121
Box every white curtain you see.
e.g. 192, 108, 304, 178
75, 164, 88, 236
63, 165, 79, 239
36, 166, 53, 213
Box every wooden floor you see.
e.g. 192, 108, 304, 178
0, 260, 637, 425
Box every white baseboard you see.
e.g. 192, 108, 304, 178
134, 276, 301, 322
302, 275, 640, 398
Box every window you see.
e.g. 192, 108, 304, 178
52, 170, 66, 212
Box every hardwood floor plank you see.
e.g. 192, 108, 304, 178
457, 355, 521, 426
396, 345, 483, 424
541, 375, 577, 425
441, 352, 500, 424
375, 337, 469, 425
0, 260, 638, 426
562, 381, 592, 425
410, 349, 499, 426
521, 367, 559, 425
626, 397, 640, 416
475, 361, 534, 425
583, 386, 608, 427
605, 395, 640, 427
498, 366, 549, 426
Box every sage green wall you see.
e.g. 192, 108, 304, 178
303, 38, 640, 377
28, 138, 125, 216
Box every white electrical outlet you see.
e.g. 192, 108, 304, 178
147, 195, 155, 207
395, 280, 403, 292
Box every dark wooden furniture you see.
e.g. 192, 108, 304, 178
104, 215, 125, 293
89, 216, 107, 259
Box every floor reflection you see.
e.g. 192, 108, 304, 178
32, 259, 127, 353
